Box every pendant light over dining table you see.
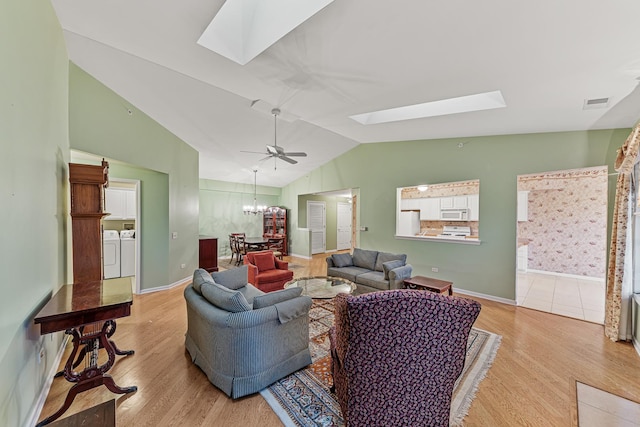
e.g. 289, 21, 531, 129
243, 169, 266, 215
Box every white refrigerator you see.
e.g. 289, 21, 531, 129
398, 211, 420, 236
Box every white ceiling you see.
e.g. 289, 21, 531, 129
51, 0, 640, 187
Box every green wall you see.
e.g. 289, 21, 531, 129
199, 179, 281, 260
0, 1, 69, 425
69, 64, 200, 290
281, 129, 627, 301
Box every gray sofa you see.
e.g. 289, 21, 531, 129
326, 248, 413, 294
184, 266, 312, 398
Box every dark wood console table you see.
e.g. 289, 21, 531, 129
35, 279, 136, 426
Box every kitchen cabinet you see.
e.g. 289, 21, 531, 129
517, 191, 529, 222
401, 198, 420, 210
440, 196, 468, 209
419, 198, 440, 220
105, 188, 136, 220
468, 194, 480, 221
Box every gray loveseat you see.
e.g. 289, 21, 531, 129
326, 248, 413, 294
184, 266, 312, 398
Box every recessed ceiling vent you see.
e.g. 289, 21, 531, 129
583, 97, 610, 110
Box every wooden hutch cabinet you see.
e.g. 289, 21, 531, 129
69, 160, 109, 284
263, 206, 288, 255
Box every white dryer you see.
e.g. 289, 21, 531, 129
120, 230, 136, 277
103, 230, 121, 279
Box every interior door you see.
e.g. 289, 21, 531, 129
308, 201, 326, 254
337, 202, 352, 250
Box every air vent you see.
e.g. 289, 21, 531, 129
583, 97, 610, 110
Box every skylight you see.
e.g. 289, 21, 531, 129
350, 90, 507, 125
197, 0, 334, 65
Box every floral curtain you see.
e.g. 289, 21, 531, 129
605, 123, 640, 341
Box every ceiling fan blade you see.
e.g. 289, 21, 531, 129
280, 156, 298, 164
241, 150, 268, 155
283, 152, 307, 157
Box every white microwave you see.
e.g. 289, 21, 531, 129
440, 209, 469, 221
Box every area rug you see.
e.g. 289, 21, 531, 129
261, 299, 501, 427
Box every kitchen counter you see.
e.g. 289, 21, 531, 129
395, 234, 481, 245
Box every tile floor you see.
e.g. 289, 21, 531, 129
577, 382, 640, 426
516, 271, 605, 324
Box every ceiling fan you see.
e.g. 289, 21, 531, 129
241, 108, 307, 169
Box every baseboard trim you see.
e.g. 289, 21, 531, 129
139, 276, 191, 294
454, 288, 516, 305
289, 253, 312, 260
27, 334, 70, 427
525, 269, 604, 282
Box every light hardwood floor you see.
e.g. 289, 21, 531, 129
38, 253, 640, 426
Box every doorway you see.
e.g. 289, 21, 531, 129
337, 202, 352, 250
515, 166, 607, 323
104, 178, 141, 294
308, 201, 326, 254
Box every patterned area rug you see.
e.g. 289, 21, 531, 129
260, 299, 501, 427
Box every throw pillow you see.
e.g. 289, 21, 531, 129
374, 252, 407, 272
382, 260, 405, 280
201, 281, 252, 312
253, 287, 303, 309
352, 248, 378, 270
332, 253, 353, 268
211, 265, 248, 290
253, 252, 276, 272
192, 268, 214, 294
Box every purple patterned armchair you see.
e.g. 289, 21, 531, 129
329, 290, 481, 427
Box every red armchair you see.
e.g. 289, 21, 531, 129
243, 250, 294, 293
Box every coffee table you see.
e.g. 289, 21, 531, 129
403, 276, 453, 295
284, 276, 356, 298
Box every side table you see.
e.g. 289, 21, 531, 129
403, 276, 453, 295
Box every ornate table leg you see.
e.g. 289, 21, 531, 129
37, 322, 136, 426
54, 320, 133, 377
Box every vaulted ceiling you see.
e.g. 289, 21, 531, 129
51, 0, 640, 187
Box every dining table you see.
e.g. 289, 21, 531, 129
244, 236, 268, 252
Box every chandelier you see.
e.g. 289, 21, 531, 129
243, 169, 266, 215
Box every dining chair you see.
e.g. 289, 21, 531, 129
267, 237, 284, 260
228, 233, 245, 265
234, 235, 247, 265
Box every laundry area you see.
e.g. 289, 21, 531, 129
102, 180, 138, 288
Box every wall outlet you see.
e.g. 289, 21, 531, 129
431, 267, 439, 273
180, 263, 186, 269
172, 232, 178, 239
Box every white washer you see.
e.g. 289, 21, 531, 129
120, 230, 136, 277
103, 230, 121, 279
